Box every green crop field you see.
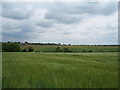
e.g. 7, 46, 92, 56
0, 52, 2, 89
2, 52, 118, 88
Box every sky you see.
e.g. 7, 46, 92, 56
1, 2, 118, 45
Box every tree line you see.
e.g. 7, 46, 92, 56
1, 41, 119, 46
2, 42, 71, 52
1, 42, 119, 52
2, 42, 34, 52
55, 46, 72, 52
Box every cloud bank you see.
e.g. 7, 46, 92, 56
2, 2, 118, 45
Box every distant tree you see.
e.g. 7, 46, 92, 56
2, 43, 21, 52
25, 42, 28, 44
63, 48, 69, 52
7, 41, 10, 43
63, 48, 72, 52
55, 46, 62, 52
63, 44, 66, 46
10, 43, 21, 52
22, 48, 27, 52
28, 46, 34, 52
58, 43, 61, 45
88, 50, 93, 52
2, 43, 7, 52
82, 51, 86, 52
100, 50, 103, 52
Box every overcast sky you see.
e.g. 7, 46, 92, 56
2, 2, 118, 45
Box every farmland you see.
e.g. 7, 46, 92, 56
22, 45, 119, 52
2, 52, 118, 88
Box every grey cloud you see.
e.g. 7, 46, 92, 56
98, 32, 118, 44
2, 31, 28, 41
19, 22, 35, 32
2, 18, 34, 33
2, 2, 118, 45
3, 12, 31, 20
45, 2, 82, 24
2, 2, 33, 20
45, 2, 117, 24
2, 20, 19, 30
2, 18, 36, 41
3, 24, 18, 30
36, 21, 53, 28
62, 32, 71, 35
105, 24, 117, 30
45, 13, 82, 24
67, 2, 117, 15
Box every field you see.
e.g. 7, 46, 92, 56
2, 52, 118, 88
22, 45, 118, 52
0, 52, 2, 89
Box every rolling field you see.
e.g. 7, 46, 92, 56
22, 45, 118, 52
3, 52, 118, 88
0, 52, 2, 89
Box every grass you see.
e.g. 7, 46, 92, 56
3, 52, 118, 88
0, 52, 2, 89
22, 45, 118, 52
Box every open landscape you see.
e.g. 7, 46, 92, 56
2, 1, 119, 88
2, 50, 118, 88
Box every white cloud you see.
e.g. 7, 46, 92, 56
2, 2, 118, 44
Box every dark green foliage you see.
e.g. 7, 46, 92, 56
88, 50, 93, 52
82, 51, 86, 52
63, 48, 72, 52
28, 46, 34, 52
22, 49, 27, 52
2, 43, 21, 52
0, 43, 2, 52
100, 50, 103, 52
63, 48, 68, 52
55, 46, 62, 52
